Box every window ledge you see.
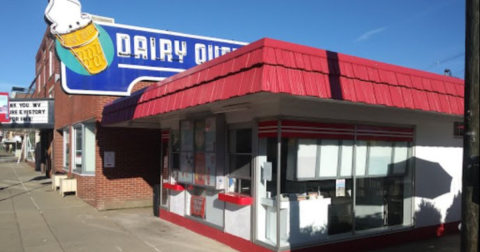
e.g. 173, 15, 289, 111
163, 183, 184, 191
219, 192, 253, 206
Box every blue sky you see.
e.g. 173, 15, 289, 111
0, 0, 465, 93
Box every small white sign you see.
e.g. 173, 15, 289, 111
104, 151, 115, 168
263, 162, 272, 181
216, 176, 225, 190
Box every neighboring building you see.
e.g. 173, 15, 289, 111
103, 38, 464, 252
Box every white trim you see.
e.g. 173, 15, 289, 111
63, 127, 70, 172
61, 63, 166, 96
95, 21, 248, 46
118, 64, 185, 73
70, 171, 96, 177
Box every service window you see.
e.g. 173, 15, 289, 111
228, 128, 252, 195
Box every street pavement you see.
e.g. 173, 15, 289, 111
0, 154, 460, 252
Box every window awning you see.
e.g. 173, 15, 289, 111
102, 38, 464, 126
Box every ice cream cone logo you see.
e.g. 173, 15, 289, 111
45, 0, 109, 75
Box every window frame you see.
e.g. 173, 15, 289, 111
63, 127, 70, 172
72, 124, 83, 174
71, 123, 96, 176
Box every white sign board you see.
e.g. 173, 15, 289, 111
263, 162, 272, 181
104, 151, 115, 168
7, 101, 49, 124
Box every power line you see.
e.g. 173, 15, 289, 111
425, 52, 465, 70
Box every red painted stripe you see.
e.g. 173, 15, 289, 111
282, 120, 355, 129
162, 183, 184, 191
357, 125, 414, 133
160, 209, 460, 252
218, 193, 253, 205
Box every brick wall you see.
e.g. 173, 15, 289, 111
34, 27, 161, 210
95, 126, 161, 210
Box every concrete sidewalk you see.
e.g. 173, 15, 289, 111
0, 161, 235, 252
0, 160, 460, 252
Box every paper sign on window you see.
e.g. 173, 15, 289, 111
190, 196, 206, 218
336, 179, 346, 197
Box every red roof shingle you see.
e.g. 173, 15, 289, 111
103, 38, 464, 125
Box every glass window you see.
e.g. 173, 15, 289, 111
179, 121, 194, 184
255, 120, 414, 249
73, 125, 83, 172
355, 141, 368, 176
71, 123, 95, 175
228, 128, 252, 195
171, 130, 180, 183
355, 141, 413, 233
296, 139, 317, 179
392, 142, 409, 175
84, 124, 95, 173
318, 140, 340, 178
339, 141, 354, 177
368, 141, 393, 176
161, 138, 169, 207
63, 128, 70, 171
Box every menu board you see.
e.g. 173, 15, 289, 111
205, 117, 216, 152
179, 118, 218, 187
194, 153, 206, 184
179, 152, 194, 183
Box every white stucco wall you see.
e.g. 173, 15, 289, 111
414, 120, 462, 227
225, 203, 251, 240
273, 96, 463, 228
169, 190, 185, 216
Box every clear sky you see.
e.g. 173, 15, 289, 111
0, 0, 466, 93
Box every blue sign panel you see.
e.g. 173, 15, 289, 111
57, 22, 247, 96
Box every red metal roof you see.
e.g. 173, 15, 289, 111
103, 38, 464, 125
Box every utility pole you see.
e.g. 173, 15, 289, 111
462, 0, 479, 251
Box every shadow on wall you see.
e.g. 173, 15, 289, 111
445, 192, 462, 224
284, 156, 459, 247
415, 158, 453, 200
96, 120, 161, 187
414, 195, 461, 237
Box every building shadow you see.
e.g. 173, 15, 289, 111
326, 51, 343, 101
444, 192, 462, 224
0, 175, 49, 191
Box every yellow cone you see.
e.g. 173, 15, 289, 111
56, 22, 108, 74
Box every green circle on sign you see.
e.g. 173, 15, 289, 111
55, 24, 114, 76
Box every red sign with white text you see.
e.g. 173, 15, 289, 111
190, 196, 206, 219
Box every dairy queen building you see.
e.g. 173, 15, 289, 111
1, 1, 466, 252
